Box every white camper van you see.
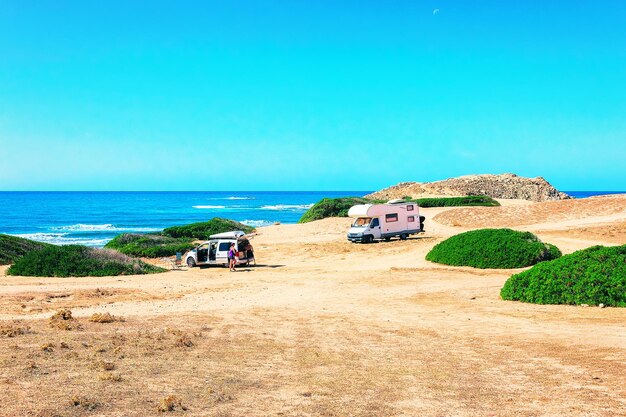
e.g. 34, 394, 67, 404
347, 200, 425, 243
184, 231, 255, 267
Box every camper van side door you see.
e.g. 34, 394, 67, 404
216, 241, 231, 262
370, 218, 381, 239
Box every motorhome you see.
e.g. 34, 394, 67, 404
347, 199, 425, 243
184, 231, 255, 267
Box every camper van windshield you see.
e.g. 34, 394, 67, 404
352, 217, 372, 227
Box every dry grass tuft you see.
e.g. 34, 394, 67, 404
40, 343, 55, 352
97, 360, 115, 371
89, 288, 114, 297
89, 312, 125, 323
49, 309, 82, 331
207, 388, 234, 404
175, 334, 194, 348
157, 395, 187, 412
70, 396, 98, 410
98, 372, 123, 382
0, 323, 31, 337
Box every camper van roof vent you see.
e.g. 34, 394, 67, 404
387, 199, 407, 205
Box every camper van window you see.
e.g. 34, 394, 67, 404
371, 218, 379, 227
353, 217, 372, 227
407, 205, 414, 211
408, 216, 415, 222
385, 213, 398, 223
218, 242, 231, 251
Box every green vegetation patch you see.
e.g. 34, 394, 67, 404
298, 197, 372, 223
0, 234, 51, 265
162, 218, 255, 240
7, 245, 165, 277
299, 195, 499, 223
426, 228, 561, 269
404, 195, 500, 208
104, 234, 195, 258
501, 245, 626, 307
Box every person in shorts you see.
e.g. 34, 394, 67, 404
228, 243, 238, 271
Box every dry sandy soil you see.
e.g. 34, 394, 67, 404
1, 196, 626, 416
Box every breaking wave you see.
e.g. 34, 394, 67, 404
13, 233, 111, 247
260, 204, 314, 211
52, 224, 160, 232
192, 205, 227, 209
240, 220, 274, 227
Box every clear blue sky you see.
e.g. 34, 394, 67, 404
1, 1, 624, 191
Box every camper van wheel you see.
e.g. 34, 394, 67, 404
186, 258, 196, 268
400, 233, 408, 240
363, 235, 373, 244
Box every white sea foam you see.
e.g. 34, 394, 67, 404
226, 196, 255, 200
13, 233, 111, 247
192, 205, 227, 209
240, 220, 274, 227
52, 224, 160, 232
260, 204, 314, 211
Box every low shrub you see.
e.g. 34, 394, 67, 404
7, 246, 166, 277
0, 234, 51, 265
405, 195, 500, 208
426, 228, 561, 269
104, 234, 195, 258
162, 218, 255, 240
298, 197, 371, 223
501, 245, 626, 306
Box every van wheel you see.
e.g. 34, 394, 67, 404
400, 233, 408, 240
364, 235, 373, 244
186, 258, 196, 268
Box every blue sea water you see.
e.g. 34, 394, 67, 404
0, 190, 623, 247
0, 191, 370, 247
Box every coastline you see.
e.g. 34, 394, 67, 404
1, 195, 625, 415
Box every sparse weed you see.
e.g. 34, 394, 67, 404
89, 312, 125, 323
70, 396, 98, 410
157, 395, 187, 412
49, 309, 82, 331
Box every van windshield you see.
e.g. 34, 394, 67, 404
352, 217, 372, 227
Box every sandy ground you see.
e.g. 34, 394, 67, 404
1, 197, 626, 416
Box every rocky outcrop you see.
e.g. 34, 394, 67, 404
365, 174, 571, 202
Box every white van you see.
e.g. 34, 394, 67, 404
347, 200, 425, 243
184, 231, 255, 267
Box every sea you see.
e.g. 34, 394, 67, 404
0, 190, 623, 248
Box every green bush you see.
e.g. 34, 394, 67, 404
501, 245, 626, 307
7, 245, 165, 277
405, 195, 500, 208
298, 197, 371, 223
162, 218, 255, 240
104, 234, 195, 258
299, 195, 499, 224
0, 234, 51, 265
426, 228, 561, 269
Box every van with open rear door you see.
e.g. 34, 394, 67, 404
184, 231, 255, 267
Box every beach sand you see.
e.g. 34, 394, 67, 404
1, 195, 626, 416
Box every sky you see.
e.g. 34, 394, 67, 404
0, 1, 625, 191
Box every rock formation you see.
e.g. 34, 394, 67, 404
365, 174, 571, 202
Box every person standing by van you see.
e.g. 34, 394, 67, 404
228, 243, 238, 271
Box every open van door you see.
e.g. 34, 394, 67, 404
216, 240, 231, 264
